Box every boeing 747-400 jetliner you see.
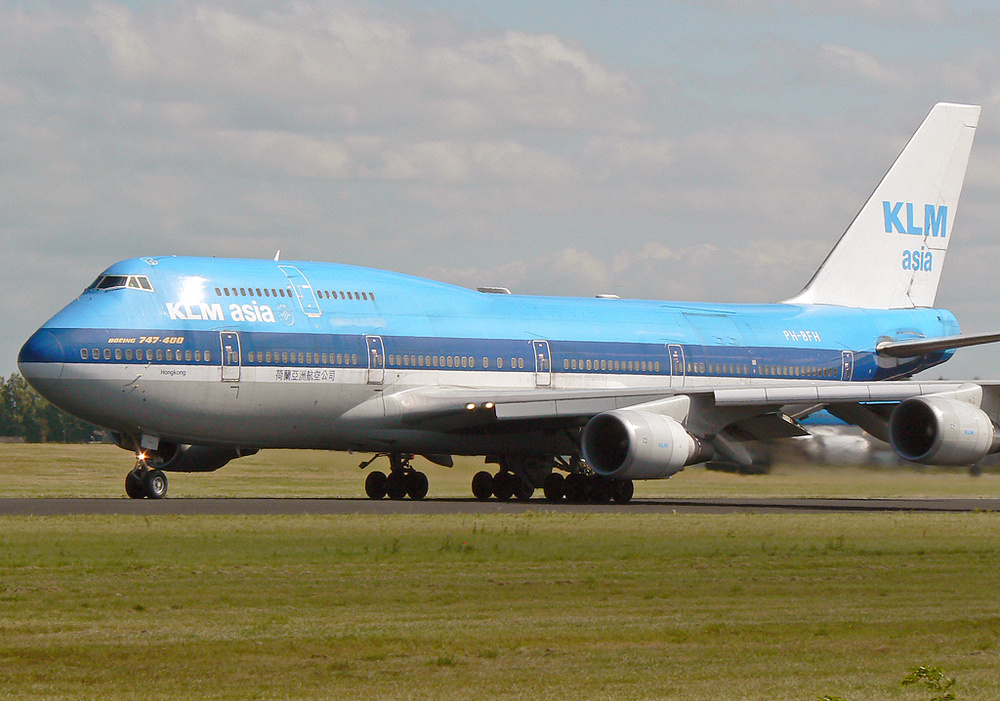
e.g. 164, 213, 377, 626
19, 103, 1000, 501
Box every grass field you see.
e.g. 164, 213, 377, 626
2, 445, 1000, 699
4, 443, 1000, 500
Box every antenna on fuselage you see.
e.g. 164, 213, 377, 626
273, 250, 281, 262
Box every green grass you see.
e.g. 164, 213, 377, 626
3, 445, 1000, 699
4, 443, 1000, 499
1, 512, 1000, 699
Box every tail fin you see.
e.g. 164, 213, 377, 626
786, 102, 980, 309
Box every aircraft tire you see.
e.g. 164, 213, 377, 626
543, 473, 564, 502
590, 477, 613, 504
406, 471, 429, 500
562, 473, 586, 504
492, 472, 515, 502
143, 469, 168, 499
365, 471, 388, 500
612, 479, 634, 504
125, 470, 145, 499
385, 472, 407, 500
471, 471, 493, 501
513, 479, 534, 501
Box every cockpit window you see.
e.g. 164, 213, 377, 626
96, 275, 128, 289
86, 274, 154, 292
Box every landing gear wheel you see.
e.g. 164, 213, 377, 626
143, 469, 168, 499
543, 473, 564, 503
365, 471, 388, 500
563, 473, 586, 504
385, 472, 407, 500
406, 471, 429, 500
492, 472, 515, 502
612, 479, 634, 504
513, 479, 534, 502
125, 470, 145, 499
591, 477, 613, 504
471, 471, 494, 501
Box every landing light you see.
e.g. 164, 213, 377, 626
466, 403, 476, 411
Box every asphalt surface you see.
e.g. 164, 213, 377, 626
2, 496, 999, 516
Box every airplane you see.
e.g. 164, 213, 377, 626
18, 102, 1000, 502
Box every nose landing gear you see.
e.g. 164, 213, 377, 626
125, 457, 168, 499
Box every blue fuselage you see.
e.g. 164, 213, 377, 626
18, 256, 958, 451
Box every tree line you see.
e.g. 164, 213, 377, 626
0, 373, 100, 443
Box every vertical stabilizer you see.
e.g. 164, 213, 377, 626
785, 102, 980, 309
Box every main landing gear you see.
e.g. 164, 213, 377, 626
471, 470, 633, 504
471, 456, 634, 504
124, 457, 169, 499
362, 453, 429, 500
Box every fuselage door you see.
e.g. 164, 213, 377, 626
366, 335, 385, 385
278, 265, 322, 318
668, 344, 685, 387
841, 350, 855, 381
220, 331, 241, 382
533, 340, 552, 387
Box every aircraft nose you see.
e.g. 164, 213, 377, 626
17, 329, 65, 397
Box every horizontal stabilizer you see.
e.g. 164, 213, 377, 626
876, 331, 1000, 358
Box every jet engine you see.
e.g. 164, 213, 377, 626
582, 409, 709, 480
889, 396, 1000, 465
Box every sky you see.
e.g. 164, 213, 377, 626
3, 0, 1000, 379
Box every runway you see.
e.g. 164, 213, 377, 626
2, 496, 999, 516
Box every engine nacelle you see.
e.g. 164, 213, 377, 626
889, 396, 1000, 465
582, 409, 708, 480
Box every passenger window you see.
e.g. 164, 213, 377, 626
81, 349, 88, 360
370, 292, 376, 301
497, 358, 503, 369
126, 349, 133, 361
256, 288, 262, 297
361, 292, 368, 301
195, 350, 202, 362
282, 352, 289, 364
185, 350, 192, 362
146, 349, 153, 362
483, 357, 489, 369
103, 348, 111, 360
156, 349, 163, 361
166, 349, 173, 361
204, 350, 211, 362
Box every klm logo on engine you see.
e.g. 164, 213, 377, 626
883, 201, 948, 238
